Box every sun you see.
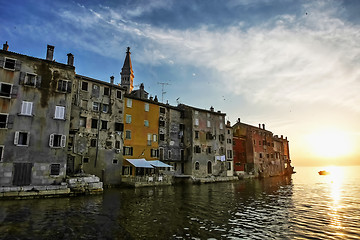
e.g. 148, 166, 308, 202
307, 129, 353, 158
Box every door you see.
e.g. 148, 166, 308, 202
207, 161, 212, 174
13, 163, 33, 186
66, 155, 75, 175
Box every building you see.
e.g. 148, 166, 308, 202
179, 105, 227, 178
232, 120, 293, 177
67, 74, 126, 186
225, 121, 234, 176
0, 43, 75, 186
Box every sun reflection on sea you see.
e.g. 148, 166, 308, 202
324, 166, 345, 231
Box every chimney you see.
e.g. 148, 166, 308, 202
210, 106, 214, 112
3, 41, 9, 51
154, 95, 158, 102
259, 124, 261, 128
238, 118, 240, 123
262, 124, 265, 130
281, 135, 283, 139
227, 120, 231, 127
67, 53, 74, 66
150, 96, 153, 101
46, 45, 54, 61
110, 76, 114, 84
140, 83, 144, 90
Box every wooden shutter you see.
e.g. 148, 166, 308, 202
14, 131, 19, 145
14, 60, 21, 71
61, 135, 66, 148
49, 133, 54, 147
36, 75, 42, 88
11, 85, 18, 99
7, 115, 14, 129
19, 72, 26, 85
130, 147, 133, 156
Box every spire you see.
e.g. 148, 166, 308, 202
120, 47, 134, 93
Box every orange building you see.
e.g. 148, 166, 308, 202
122, 93, 160, 176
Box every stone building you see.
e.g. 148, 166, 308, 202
0, 43, 75, 186
67, 74, 125, 186
178, 104, 227, 178
232, 120, 293, 177
225, 121, 234, 176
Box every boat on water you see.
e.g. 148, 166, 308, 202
318, 170, 330, 175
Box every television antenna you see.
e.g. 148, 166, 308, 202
157, 82, 171, 103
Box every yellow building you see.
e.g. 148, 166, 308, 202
122, 93, 160, 176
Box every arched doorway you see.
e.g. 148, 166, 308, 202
207, 161, 212, 174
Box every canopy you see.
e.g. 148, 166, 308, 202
126, 159, 154, 168
148, 160, 173, 168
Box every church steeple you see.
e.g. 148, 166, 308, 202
120, 47, 134, 93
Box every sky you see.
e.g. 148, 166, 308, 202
1, 0, 359, 166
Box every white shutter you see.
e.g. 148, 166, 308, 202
55, 106, 65, 119
195, 118, 199, 126
14, 131, 19, 145
21, 101, 33, 115
61, 135, 66, 148
49, 133, 54, 147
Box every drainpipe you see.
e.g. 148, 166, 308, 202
94, 99, 103, 168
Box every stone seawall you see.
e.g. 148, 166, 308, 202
0, 174, 103, 200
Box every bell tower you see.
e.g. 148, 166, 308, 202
120, 47, 134, 93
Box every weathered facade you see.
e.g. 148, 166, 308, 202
179, 105, 227, 178
225, 121, 234, 176
68, 74, 125, 186
0, 44, 75, 186
232, 120, 293, 177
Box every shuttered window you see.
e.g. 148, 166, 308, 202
49, 134, 66, 148
14, 131, 30, 146
54, 106, 65, 120
20, 101, 33, 116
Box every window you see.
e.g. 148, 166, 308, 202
160, 107, 165, 114
24, 73, 38, 87
195, 131, 199, 139
79, 117, 86, 127
266, 154, 270, 158
220, 123, 223, 130
227, 150, 233, 158
145, 103, 149, 112
153, 134, 157, 142
195, 162, 200, 170
102, 104, 109, 113
116, 90, 122, 99
106, 141, 112, 148
90, 139, 97, 147
112, 159, 118, 164
126, 115, 132, 124
194, 145, 201, 153
144, 120, 149, 127
206, 132, 213, 140
0, 82, 12, 98
159, 120, 165, 127
104, 87, 110, 96
0, 114, 7, 128
147, 133, 152, 146
207, 120, 211, 128
101, 120, 108, 130
125, 130, 131, 139
83, 157, 89, 163
227, 162, 231, 170
49, 134, 66, 148
123, 146, 133, 156
93, 102, 100, 111
207, 146, 212, 154
4, 58, 16, 70
227, 139, 232, 144
194, 118, 199, 126
259, 153, 263, 158
57, 80, 72, 93
92, 84, 100, 97
194, 110, 199, 115
228, 130, 231, 134
20, 101, 33, 116
115, 122, 123, 132
50, 164, 60, 175
180, 149, 184, 160
91, 119, 98, 129
81, 81, 88, 91
151, 149, 159, 157
54, 106, 65, 120
0, 146, 3, 161
115, 141, 120, 149
168, 150, 171, 159
271, 154, 274, 158
127, 99, 132, 108
159, 134, 165, 141
14, 131, 30, 146
81, 99, 88, 109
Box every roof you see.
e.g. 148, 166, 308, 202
178, 103, 226, 116
148, 160, 173, 168
126, 159, 154, 168
76, 74, 126, 90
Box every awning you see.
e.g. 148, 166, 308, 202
148, 160, 173, 168
126, 159, 154, 168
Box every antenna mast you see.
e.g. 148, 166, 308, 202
157, 82, 171, 103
